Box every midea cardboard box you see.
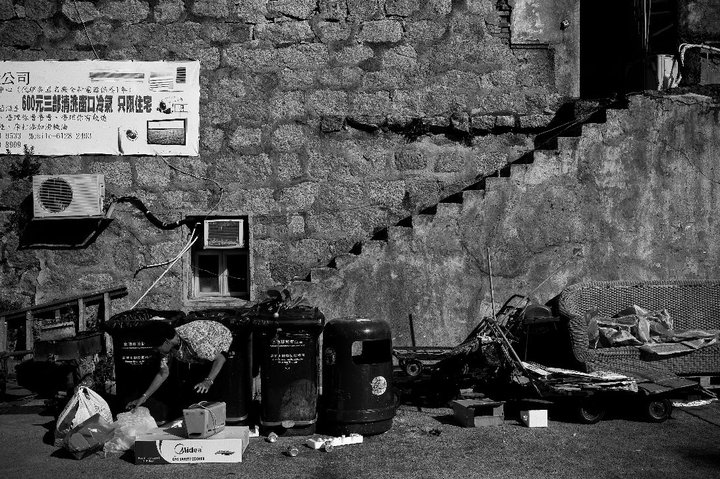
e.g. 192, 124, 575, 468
135, 425, 249, 465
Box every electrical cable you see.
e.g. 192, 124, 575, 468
72, 0, 99, 60
130, 232, 198, 309
133, 224, 199, 277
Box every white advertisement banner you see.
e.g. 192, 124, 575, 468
0, 60, 200, 156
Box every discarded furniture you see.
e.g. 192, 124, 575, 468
559, 279, 720, 376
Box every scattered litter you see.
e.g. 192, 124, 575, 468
267, 432, 278, 443
305, 433, 364, 450
286, 445, 299, 457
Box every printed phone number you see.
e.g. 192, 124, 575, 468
5, 132, 92, 147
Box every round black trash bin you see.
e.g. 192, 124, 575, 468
321, 317, 396, 435
103, 308, 185, 421
180, 308, 253, 423
255, 306, 325, 436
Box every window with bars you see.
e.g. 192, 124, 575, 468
190, 217, 250, 300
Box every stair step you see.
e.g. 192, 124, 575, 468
434, 202, 462, 219
557, 136, 580, 150
510, 163, 530, 178
388, 225, 414, 243
334, 253, 359, 269
310, 267, 338, 283
604, 108, 627, 123
580, 122, 603, 138
361, 239, 387, 257
461, 189, 485, 205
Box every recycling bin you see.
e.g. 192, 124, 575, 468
321, 317, 395, 435
255, 306, 325, 436
179, 308, 253, 423
103, 308, 185, 421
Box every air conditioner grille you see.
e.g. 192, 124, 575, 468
38, 177, 74, 213
205, 220, 243, 248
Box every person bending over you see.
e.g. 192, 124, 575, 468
126, 319, 232, 410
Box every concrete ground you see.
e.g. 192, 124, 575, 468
1, 380, 720, 479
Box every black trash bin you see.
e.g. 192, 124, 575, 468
179, 308, 254, 423
321, 317, 396, 435
255, 306, 325, 436
103, 308, 185, 421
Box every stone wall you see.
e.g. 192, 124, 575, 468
290, 91, 720, 346
0, 0, 571, 313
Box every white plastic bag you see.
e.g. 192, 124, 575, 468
55, 386, 113, 447
103, 406, 157, 455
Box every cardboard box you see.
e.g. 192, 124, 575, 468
135, 425, 249, 464
520, 409, 548, 428
183, 401, 226, 438
451, 399, 504, 427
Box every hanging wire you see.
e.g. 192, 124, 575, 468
131, 231, 199, 309
72, 0, 100, 60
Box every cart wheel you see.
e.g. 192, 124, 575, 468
575, 400, 606, 424
405, 360, 423, 377
644, 398, 672, 423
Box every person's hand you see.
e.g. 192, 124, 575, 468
194, 378, 213, 394
126, 395, 147, 410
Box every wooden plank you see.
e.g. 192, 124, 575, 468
0, 316, 6, 353
77, 298, 86, 332
25, 311, 34, 352
0, 285, 128, 321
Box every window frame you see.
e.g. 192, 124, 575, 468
183, 214, 253, 305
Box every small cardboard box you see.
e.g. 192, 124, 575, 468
183, 401, 226, 438
520, 409, 548, 428
135, 425, 249, 464
451, 399, 504, 427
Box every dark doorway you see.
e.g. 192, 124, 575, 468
580, 0, 678, 99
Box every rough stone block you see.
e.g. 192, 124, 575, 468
200, 126, 225, 153
24, 0, 56, 19
404, 20, 447, 43
0, 19, 41, 47
40, 19, 70, 41
495, 115, 516, 128
332, 44, 374, 65
154, 0, 185, 23
317, 21, 352, 43
99, 0, 150, 24
347, 0, 383, 19
319, 0, 347, 20
310, 267, 337, 283
386, 0, 419, 17
271, 123, 308, 152
358, 20, 403, 43
316, 67, 363, 89
287, 215, 306, 234
255, 21, 315, 44
223, 44, 278, 71
382, 44, 417, 69
192, 0, 230, 18
229, 126, 263, 150
275, 153, 304, 181
350, 91, 392, 117
278, 69, 316, 90
0, 0, 16, 20
276, 43, 329, 70
269, 91, 307, 120
518, 114, 553, 129
267, 0, 316, 19
395, 148, 428, 171
90, 161, 133, 189
74, 20, 113, 47
427, 0, 452, 16
307, 90, 349, 117
136, 159, 171, 188
233, 0, 267, 23
279, 181, 319, 210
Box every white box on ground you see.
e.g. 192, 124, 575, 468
135, 425, 250, 464
520, 410, 548, 428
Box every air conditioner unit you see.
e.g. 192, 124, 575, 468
32, 174, 105, 219
203, 219, 244, 249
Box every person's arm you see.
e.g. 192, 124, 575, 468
193, 353, 226, 394
126, 360, 171, 409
